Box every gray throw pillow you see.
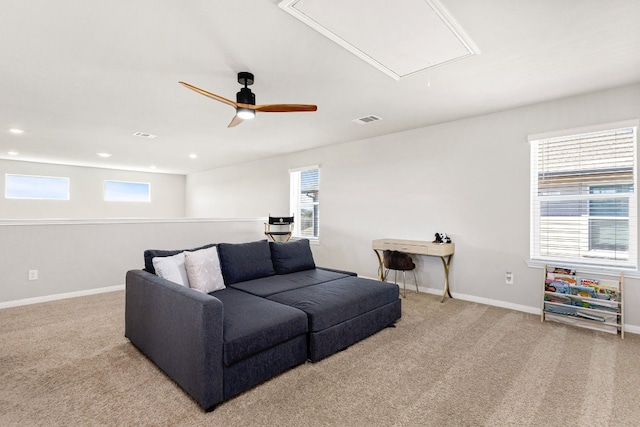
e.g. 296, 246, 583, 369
269, 239, 316, 274
217, 240, 276, 284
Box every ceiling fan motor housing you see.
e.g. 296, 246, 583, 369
237, 87, 255, 105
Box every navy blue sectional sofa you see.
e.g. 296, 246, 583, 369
125, 239, 401, 411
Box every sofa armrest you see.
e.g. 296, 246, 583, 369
316, 266, 358, 276
125, 270, 224, 411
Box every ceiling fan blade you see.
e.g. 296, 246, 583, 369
254, 104, 318, 113
236, 102, 258, 111
179, 81, 237, 108
181, 73, 317, 128
228, 114, 244, 128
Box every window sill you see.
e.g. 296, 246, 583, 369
526, 259, 640, 279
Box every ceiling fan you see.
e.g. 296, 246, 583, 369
179, 72, 317, 128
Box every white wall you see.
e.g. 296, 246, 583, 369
186, 83, 640, 329
0, 160, 186, 219
0, 218, 265, 304
186, 157, 289, 218
0, 161, 269, 305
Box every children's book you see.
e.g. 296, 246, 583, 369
544, 293, 571, 304
545, 280, 571, 294
594, 285, 619, 301
549, 266, 577, 275
571, 285, 597, 298
580, 278, 599, 287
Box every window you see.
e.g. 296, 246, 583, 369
530, 121, 638, 269
104, 180, 150, 202
290, 166, 319, 240
5, 174, 69, 200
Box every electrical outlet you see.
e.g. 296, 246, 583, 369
28, 270, 38, 281
505, 271, 513, 285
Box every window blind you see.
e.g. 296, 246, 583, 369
530, 124, 638, 269
290, 166, 320, 239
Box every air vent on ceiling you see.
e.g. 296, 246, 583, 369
353, 115, 383, 125
132, 132, 157, 139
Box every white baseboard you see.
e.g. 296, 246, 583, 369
4, 279, 640, 335
624, 324, 640, 335
360, 276, 639, 336
406, 284, 539, 315
0, 284, 125, 310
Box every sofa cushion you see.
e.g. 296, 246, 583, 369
217, 240, 276, 285
229, 268, 349, 297
152, 252, 190, 287
144, 243, 216, 275
184, 246, 225, 293
269, 239, 316, 274
266, 276, 399, 332
212, 288, 307, 367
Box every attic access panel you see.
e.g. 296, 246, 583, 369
279, 0, 480, 80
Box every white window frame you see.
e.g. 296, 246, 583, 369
529, 120, 638, 271
4, 174, 70, 200
289, 165, 320, 242
104, 180, 151, 202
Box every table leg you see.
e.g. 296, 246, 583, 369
440, 254, 453, 303
374, 249, 384, 281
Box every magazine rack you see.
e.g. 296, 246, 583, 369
541, 265, 624, 338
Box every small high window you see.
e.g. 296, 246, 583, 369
104, 180, 150, 202
5, 174, 70, 200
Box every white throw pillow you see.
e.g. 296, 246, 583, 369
184, 246, 225, 293
152, 252, 190, 287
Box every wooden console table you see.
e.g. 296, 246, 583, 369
372, 238, 455, 303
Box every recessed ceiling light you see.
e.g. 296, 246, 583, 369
9, 128, 24, 134
8, 150, 19, 156
189, 153, 198, 159
97, 152, 112, 158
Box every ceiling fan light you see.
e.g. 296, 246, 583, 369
237, 108, 255, 120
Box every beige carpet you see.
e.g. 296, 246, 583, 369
2, 290, 640, 426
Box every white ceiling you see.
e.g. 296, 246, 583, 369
1, 0, 639, 175
279, 0, 481, 79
